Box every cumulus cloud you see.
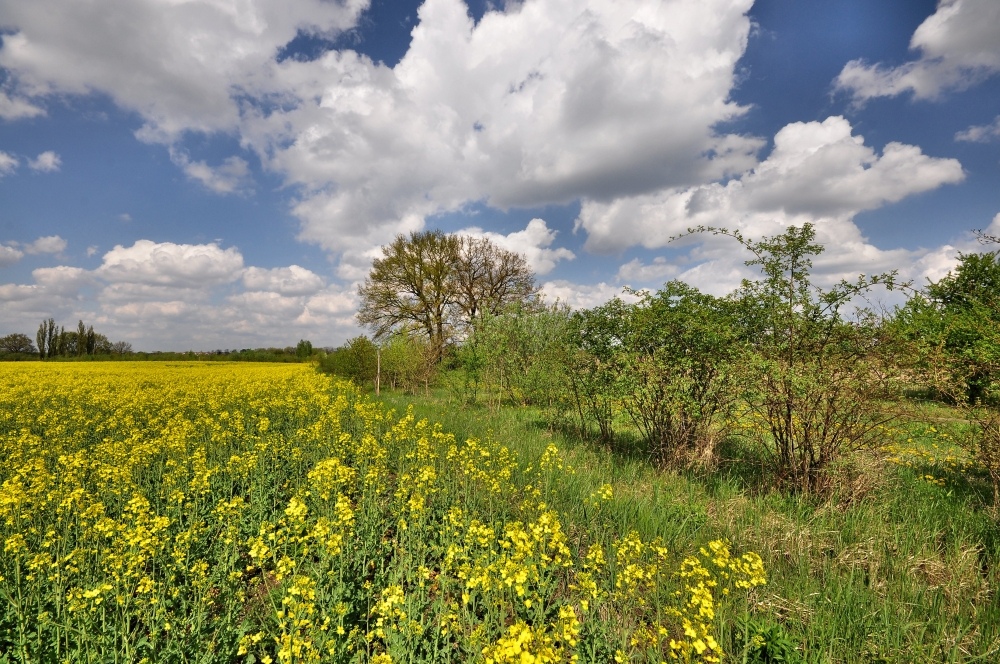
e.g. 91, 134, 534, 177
835, 0, 1000, 102
0, 90, 45, 119
242, 265, 325, 296
170, 149, 252, 194
0, 0, 369, 142
0, 283, 39, 302
96, 240, 244, 288
616, 257, 679, 285
574, 116, 965, 295
80, 240, 357, 347
577, 116, 964, 254
28, 150, 60, 172
262, 0, 759, 263
0, 244, 25, 267
227, 290, 307, 318
305, 286, 357, 317
457, 218, 575, 275
0, 151, 17, 176
956, 115, 1000, 142
0, 238, 363, 350
1, 0, 761, 273
23, 235, 67, 255
539, 279, 642, 310
32, 265, 92, 295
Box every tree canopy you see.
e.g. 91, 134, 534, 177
357, 230, 537, 360
0, 333, 35, 356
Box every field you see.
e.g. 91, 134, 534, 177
0, 363, 765, 664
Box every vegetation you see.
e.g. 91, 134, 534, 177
4, 223, 1000, 661
442, 225, 909, 491
896, 246, 1000, 506
332, 222, 1000, 660
1, 319, 324, 364
33, 318, 132, 359
0, 333, 36, 359
701, 224, 905, 493
357, 231, 538, 362
0, 363, 765, 663
380, 387, 1000, 663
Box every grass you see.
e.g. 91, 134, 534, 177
377, 385, 1000, 663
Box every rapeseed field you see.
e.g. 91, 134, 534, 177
0, 363, 764, 663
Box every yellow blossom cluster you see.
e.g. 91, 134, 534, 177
882, 424, 978, 488
0, 362, 765, 662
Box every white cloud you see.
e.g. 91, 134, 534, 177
0, 0, 370, 142
835, 0, 1000, 102
170, 149, 252, 194
242, 265, 325, 295
0, 283, 39, 302
979, 212, 1000, 243
0, 234, 365, 349
539, 280, 641, 310
616, 257, 679, 285
956, 115, 1000, 142
32, 265, 92, 295
23, 235, 67, 254
577, 116, 964, 255
0, 90, 45, 119
103, 299, 193, 322
1, 0, 761, 273
28, 150, 61, 172
99, 282, 209, 304
227, 290, 307, 318
85, 241, 357, 347
574, 116, 965, 296
457, 218, 575, 275
0, 151, 18, 176
3, 276, 362, 351
305, 286, 357, 316
743, 118, 964, 215
86, 245, 99, 257
0, 244, 25, 267
674, 260, 753, 297
96, 240, 244, 287
262, 0, 759, 265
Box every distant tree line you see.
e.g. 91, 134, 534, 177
127, 341, 315, 363
1, 321, 324, 364
31, 318, 133, 359
0, 318, 131, 360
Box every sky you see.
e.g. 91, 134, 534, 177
1, 0, 999, 351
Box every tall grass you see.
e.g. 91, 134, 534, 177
379, 387, 1000, 662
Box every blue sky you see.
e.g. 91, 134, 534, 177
1, 0, 998, 350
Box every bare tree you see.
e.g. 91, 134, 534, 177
453, 235, 538, 334
110, 341, 133, 356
